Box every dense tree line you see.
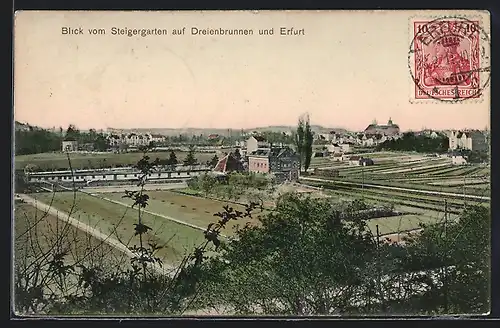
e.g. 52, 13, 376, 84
15, 124, 110, 155
376, 132, 449, 153
63, 125, 109, 151
15, 129, 63, 155
185, 195, 489, 315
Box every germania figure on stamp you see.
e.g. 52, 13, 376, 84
411, 18, 488, 100
423, 34, 471, 86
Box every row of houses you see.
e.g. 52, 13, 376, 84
106, 133, 166, 147
448, 130, 488, 152
331, 153, 375, 166
315, 118, 402, 142
61, 132, 168, 152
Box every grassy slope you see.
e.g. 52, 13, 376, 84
14, 202, 130, 270
31, 192, 205, 264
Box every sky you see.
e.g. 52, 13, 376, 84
14, 10, 491, 132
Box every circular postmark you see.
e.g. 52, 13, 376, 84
408, 15, 491, 102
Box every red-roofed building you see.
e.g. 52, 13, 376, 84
212, 152, 245, 174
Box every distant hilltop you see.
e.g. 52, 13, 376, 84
107, 125, 349, 137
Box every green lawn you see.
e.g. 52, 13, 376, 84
31, 192, 206, 264
367, 214, 443, 236
15, 151, 215, 170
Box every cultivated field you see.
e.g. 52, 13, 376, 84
99, 190, 261, 234
306, 151, 489, 235
29, 191, 207, 264
14, 201, 130, 272
15, 151, 215, 170
309, 152, 490, 197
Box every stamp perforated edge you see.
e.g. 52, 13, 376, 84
407, 12, 491, 105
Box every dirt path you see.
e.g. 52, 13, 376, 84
17, 194, 175, 276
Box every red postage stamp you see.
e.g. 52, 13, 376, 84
411, 19, 482, 100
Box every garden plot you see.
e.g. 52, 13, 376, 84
101, 190, 260, 235
32, 192, 206, 264
426, 166, 477, 176
428, 178, 490, 186
432, 166, 487, 177
367, 214, 446, 236
375, 162, 450, 174
468, 183, 490, 190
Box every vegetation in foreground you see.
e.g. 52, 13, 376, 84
13, 145, 490, 316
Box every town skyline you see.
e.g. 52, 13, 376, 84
15, 117, 489, 133
14, 11, 490, 133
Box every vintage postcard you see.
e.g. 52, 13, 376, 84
13, 10, 491, 317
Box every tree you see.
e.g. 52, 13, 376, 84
209, 154, 219, 168
189, 194, 378, 315
167, 150, 178, 169
183, 145, 198, 167
233, 148, 242, 162
303, 115, 314, 172
392, 205, 490, 314
295, 117, 305, 172
294, 114, 314, 172
64, 124, 80, 141
15, 127, 63, 155
199, 173, 218, 196
93, 134, 109, 151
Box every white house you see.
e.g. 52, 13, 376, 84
246, 135, 269, 153
327, 143, 342, 154
451, 155, 468, 165
107, 134, 122, 147
125, 133, 151, 147
348, 156, 362, 166
61, 140, 78, 152
331, 153, 345, 162
448, 130, 487, 152
340, 143, 352, 153
362, 136, 375, 147
235, 140, 246, 147
147, 133, 166, 144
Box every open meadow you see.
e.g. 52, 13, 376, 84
15, 151, 215, 170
